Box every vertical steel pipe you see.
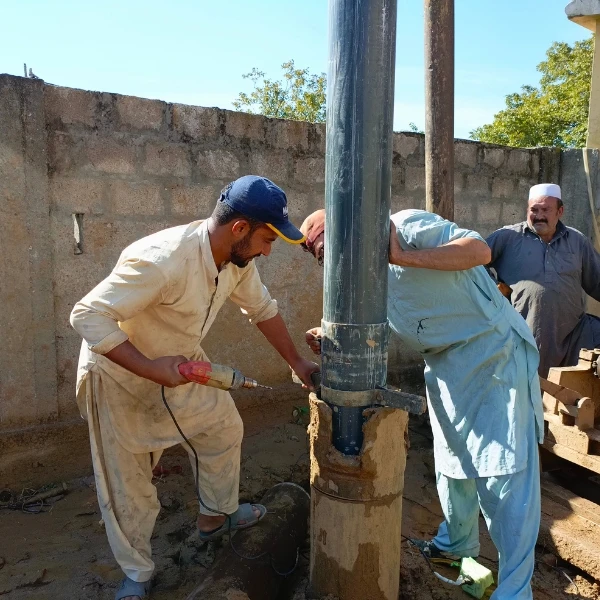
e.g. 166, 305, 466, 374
322, 0, 397, 454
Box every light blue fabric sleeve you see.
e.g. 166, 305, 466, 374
391, 209, 486, 250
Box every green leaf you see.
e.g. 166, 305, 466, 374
470, 37, 593, 148
233, 59, 327, 123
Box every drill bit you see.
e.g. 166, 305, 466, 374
240, 377, 272, 390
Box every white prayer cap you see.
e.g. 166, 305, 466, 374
529, 183, 561, 200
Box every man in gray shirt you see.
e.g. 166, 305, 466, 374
487, 183, 600, 377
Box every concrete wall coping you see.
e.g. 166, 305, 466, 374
566, 0, 600, 30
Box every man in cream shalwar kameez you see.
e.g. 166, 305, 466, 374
71, 176, 318, 599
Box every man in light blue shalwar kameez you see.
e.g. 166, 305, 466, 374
300, 209, 544, 600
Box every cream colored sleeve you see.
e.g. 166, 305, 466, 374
229, 262, 278, 324
70, 258, 168, 354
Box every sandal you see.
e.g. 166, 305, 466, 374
114, 575, 152, 599
198, 503, 267, 541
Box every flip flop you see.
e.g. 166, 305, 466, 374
198, 503, 267, 541
115, 576, 152, 599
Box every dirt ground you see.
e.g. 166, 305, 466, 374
0, 400, 598, 600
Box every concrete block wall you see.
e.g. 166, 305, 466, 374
43, 83, 328, 428
1, 73, 594, 484
0, 77, 58, 430
390, 135, 562, 237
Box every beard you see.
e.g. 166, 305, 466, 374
230, 235, 261, 268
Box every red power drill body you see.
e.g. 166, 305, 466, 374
178, 361, 270, 390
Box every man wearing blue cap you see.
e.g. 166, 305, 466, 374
70, 175, 319, 600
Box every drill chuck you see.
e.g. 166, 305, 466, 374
232, 370, 260, 389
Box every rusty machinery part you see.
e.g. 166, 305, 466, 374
574, 348, 600, 378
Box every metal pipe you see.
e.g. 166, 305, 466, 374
322, 0, 397, 455
425, 0, 455, 221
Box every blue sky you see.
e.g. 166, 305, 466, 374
0, 0, 590, 138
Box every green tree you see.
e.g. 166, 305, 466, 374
233, 60, 326, 123
470, 38, 593, 148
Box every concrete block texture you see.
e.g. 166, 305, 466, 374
50, 176, 106, 214
117, 95, 165, 131
170, 183, 220, 216
47, 131, 79, 175
0, 75, 58, 428
539, 147, 562, 184
197, 148, 241, 180
2, 75, 599, 484
266, 118, 310, 151
109, 180, 164, 215
405, 165, 425, 191
171, 103, 221, 140
295, 156, 325, 183
501, 202, 527, 225
85, 134, 138, 175
560, 149, 597, 237
307, 122, 326, 154
454, 141, 479, 167
483, 147, 505, 169
284, 190, 323, 221
465, 173, 490, 196
491, 177, 517, 199
531, 151, 540, 176
506, 149, 533, 175
143, 142, 191, 177
45, 86, 98, 128
392, 160, 406, 190
516, 179, 535, 202
249, 151, 290, 184
454, 201, 476, 227
392, 194, 425, 213
393, 133, 420, 159
476, 199, 503, 227
224, 109, 266, 142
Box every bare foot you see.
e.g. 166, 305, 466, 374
197, 506, 261, 532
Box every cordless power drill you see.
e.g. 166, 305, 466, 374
178, 361, 271, 391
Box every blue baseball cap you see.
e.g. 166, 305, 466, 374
220, 175, 306, 244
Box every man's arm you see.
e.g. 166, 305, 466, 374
581, 236, 600, 301
485, 228, 505, 268
104, 340, 189, 388
485, 228, 514, 299
71, 257, 189, 387
229, 264, 319, 388
257, 315, 320, 389
389, 222, 491, 271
